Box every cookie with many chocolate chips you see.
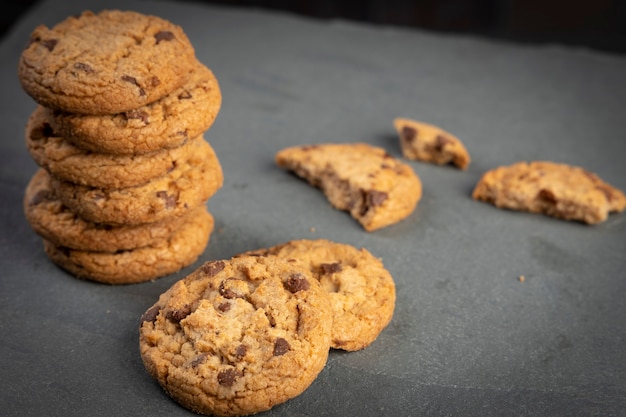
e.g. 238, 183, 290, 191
44, 62, 221, 155
393, 117, 470, 169
24, 168, 203, 252
472, 161, 626, 224
26, 107, 204, 189
43, 206, 214, 284
50, 138, 223, 225
18, 10, 197, 114
139, 255, 332, 416
275, 143, 422, 231
240, 239, 396, 351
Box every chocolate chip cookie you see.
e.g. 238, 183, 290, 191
472, 161, 626, 224
393, 117, 471, 169
139, 255, 332, 416
275, 143, 422, 231
44, 61, 221, 155
18, 10, 197, 114
43, 206, 214, 284
26, 106, 204, 189
240, 239, 396, 351
50, 137, 223, 225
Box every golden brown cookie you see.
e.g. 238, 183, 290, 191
23, 168, 204, 252
393, 117, 470, 169
472, 161, 626, 224
275, 143, 422, 231
43, 206, 214, 284
50, 138, 223, 225
44, 61, 221, 155
25, 107, 204, 189
139, 255, 332, 416
240, 239, 396, 351
18, 10, 197, 114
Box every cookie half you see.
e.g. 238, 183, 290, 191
139, 255, 332, 416
241, 239, 396, 351
26, 107, 205, 189
275, 143, 422, 231
18, 10, 197, 114
45, 61, 221, 155
472, 161, 626, 224
50, 138, 223, 225
43, 206, 214, 284
393, 117, 470, 169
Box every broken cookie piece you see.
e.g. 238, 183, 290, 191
393, 117, 470, 169
275, 143, 422, 231
472, 161, 626, 224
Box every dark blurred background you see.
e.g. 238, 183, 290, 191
3, 0, 625, 54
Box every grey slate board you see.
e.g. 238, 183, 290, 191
1, 1, 625, 416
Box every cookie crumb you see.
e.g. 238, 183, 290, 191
309, 227, 316, 233
518, 275, 525, 283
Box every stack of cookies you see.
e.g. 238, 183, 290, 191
19, 10, 223, 284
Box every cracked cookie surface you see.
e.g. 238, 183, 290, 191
275, 143, 422, 231
139, 255, 332, 416
50, 137, 223, 225
472, 161, 626, 224
26, 106, 203, 189
240, 239, 396, 351
43, 206, 214, 284
44, 62, 221, 154
18, 10, 197, 115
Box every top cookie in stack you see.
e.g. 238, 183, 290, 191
19, 10, 224, 285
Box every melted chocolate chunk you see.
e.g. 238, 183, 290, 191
320, 262, 342, 274
434, 135, 453, 152
202, 260, 225, 277
74, 62, 94, 74
140, 305, 161, 323
41, 39, 58, 52
217, 368, 243, 386
165, 304, 191, 323
284, 273, 310, 293
402, 126, 417, 143
538, 189, 557, 204
178, 91, 193, 100
273, 338, 290, 356
156, 191, 176, 209
125, 109, 150, 124
235, 344, 248, 359
29, 190, 53, 206
121, 75, 146, 96
219, 279, 244, 299
154, 31, 175, 44
217, 302, 231, 313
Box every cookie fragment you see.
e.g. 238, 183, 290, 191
241, 239, 396, 351
139, 255, 332, 416
275, 143, 422, 231
472, 161, 626, 224
393, 117, 470, 169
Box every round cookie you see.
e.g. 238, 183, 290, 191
18, 10, 196, 115
241, 239, 396, 351
139, 255, 332, 416
50, 138, 223, 225
45, 62, 222, 155
275, 143, 422, 231
26, 107, 205, 189
43, 207, 214, 285
24, 168, 205, 252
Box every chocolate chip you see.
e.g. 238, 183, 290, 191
284, 273, 310, 293
29, 190, 53, 206
402, 126, 417, 143
156, 191, 176, 209
41, 39, 58, 52
165, 304, 191, 323
125, 109, 150, 124
202, 260, 225, 277
367, 190, 388, 208
74, 62, 94, 74
154, 31, 175, 44
434, 135, 453, 152
140, 305, 161, 323
217, 368, 243, 386
320, 262, 342, 274
538, 189, 557, 204
273, 338, 290, 356
178, 91, 193, 100
235, 344, 247, 359
219, 279, 244, 299
121, 75, 146, 96
189, 353, 207, 367
217, 302, 231, 313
